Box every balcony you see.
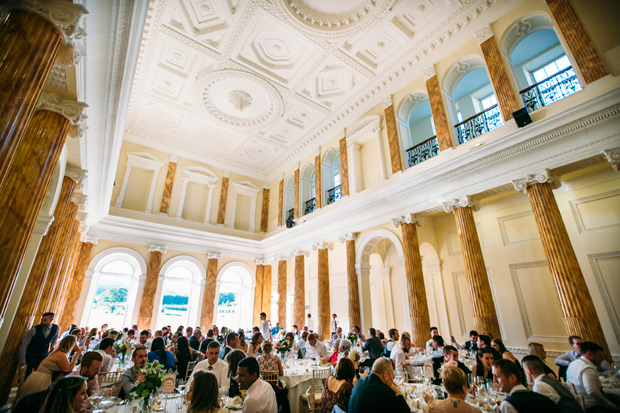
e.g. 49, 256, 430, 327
326, 186, 341, 205
520, 66, 582, 113
454, 104, 503, 144
286, 208, 294, 228
304, 198, 316, 215
405, 136, 439, 167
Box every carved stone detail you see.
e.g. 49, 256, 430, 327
512, 169, 560, 193
149, 245, 167, 254
422, 66, 436, 81
603, 148, 620, 171
65, 165, 86, 183
442, 196, 480, 212
70, 192, 87, 206
475, 25, 494, 44
207, 252, 222, 260
312, 242, 333, 250
36, 93, 87, 126
339, 232, 357, 243
392, 213, 424, 228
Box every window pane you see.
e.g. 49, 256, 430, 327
88, 276, 130, 329
101, 260, 134, 275
158, 276, 191, 329
556, 55, 570, 70
216, 271, 242, 328
334, 173, 341, 187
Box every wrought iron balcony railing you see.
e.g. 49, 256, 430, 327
520, 66, 581, 113
326, 185, 341, 205
454, 104, 503, 145
405, 136, 439, 167
304, 198, 316, 215
286, 208, 294, 228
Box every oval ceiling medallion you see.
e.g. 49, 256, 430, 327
197, 70, 283, 128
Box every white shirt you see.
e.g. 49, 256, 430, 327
305, 340, 329, 359
95, 349, 115, 373
425, 338, 434, 353
243, 378, 277, 413
386, 340, 397, 353
532, 375, 561, 404
500, 384, 528, 413
567, 357, 617, 409
189, 358, 230, 394
307, 318, 315, 332
330, 319, 337, 332
260, 320, 271, 341
390, 345, 408, 376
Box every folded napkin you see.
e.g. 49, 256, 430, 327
224, 396, 244, 410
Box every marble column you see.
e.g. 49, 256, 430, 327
278, 178, 284, 227
545, 0, 607, 84
347, 141, 362, 194
137, 246, 166, 329
48, 217, 81, 316
200, 253, 220, 328
0, 100, 84, 320
293, 250, 307, 329
476, 27, 521, 121
0, 2, 86, 188
341, 234, 361, 330
393, 215, 431, 349
0, 174, 77, 404
253, 261, 264, 326
383, 96, 403, 174
216, 171, 229, 225
424, 67, 453, 151
277, 257, 288, 327
443, 197, 501, 339
263, 264, 272, 319
58, 237, 98, 330
314, 151, 322, 209
513, 170, 612, 361
53, 214, 85, 317
260, 186, 270, 232
339, 136, 349, 197
159, 155, 178, 215
293, 167, 300, 219
314, 243, 331, 340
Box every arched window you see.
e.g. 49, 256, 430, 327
444, 58, 503, 144
284, 175, 295, 228
82, 249, 145, 329
301, 163, 315, 215
503, 15, 581, 113
216, 263, 254, 329
155, 257, 205, 330
323, 148, 341, 205
397, 93, 439, 167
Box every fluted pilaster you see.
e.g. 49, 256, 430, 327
339, 136, 349, 197
425, 68, 453, 151
383, 97, 402, 174
293, 168, 300, 219
137, 247, 166, 329
260, 187, 269, 232
315, 244, 330, 340
201, 254, 220, 328
293, 252, 306, 328
159, 158, 177, 215
277, 259, 287, 326
342, 234, 361, 330
314, 153, 322, 209
46, 217, 81, 316
253, 262, 264, 326
278, 178, 284, 227
217, 174, 229, 225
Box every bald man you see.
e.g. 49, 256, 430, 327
348, 358, 410, 413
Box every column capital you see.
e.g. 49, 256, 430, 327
442, 196, 479, 212
475, 25, 494, 44
382, 95, 393, 109
423, 259, 442, 275
423, 66, 436, 81
80, 235, 99, 245
169, 154, 179, 163
347, 140, 360, 151
262, 182, 270, 189
339, 233, 357, 243
274, 255, 290, 262
355, 263, 370, 276
337, 129, 346, 139
70, 192, 87, 206
36, 93, 87, 126
255, 259, 266, 265
149, 245, 167, 254
603, 148, 620, 171
314, 146, 321, 157
312, 242, 333, 251
207, 252, 222, 260
78, 223, 88, 234
65, 165, 86, 183
291, 249, 310, 257
391, 213, 424, 227
75, 211, 87, 223
512, 169, 560, 193
222, 170, 230, 178
296, 161, 300, 170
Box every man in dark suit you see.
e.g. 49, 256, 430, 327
361, 328, 383, 367
18, 312, 59, 377
451, 330, 479, 353
219, 332, 239, 360
188, 328, 202, 351
349, 358, 410, 413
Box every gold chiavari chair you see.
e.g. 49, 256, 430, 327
300, 366, 331, 413
260, 370, 279, 384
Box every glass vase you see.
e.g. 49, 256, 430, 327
141, 394, 153, 413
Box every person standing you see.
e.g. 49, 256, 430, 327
330, 314, 338, 340
306, 313, 315, 332
18, 312, 60, 377
259, 312, 271, 342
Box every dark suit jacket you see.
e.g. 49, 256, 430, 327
188, 336, 200, 351
348, 373, 410, 413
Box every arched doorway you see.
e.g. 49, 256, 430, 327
215, 262, 255, 330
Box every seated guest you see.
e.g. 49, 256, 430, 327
176, 336, 203, 379
321, 358, 356, 413
390, 336, 412, 377
383, 328, 399, 357
69, 351, 103, 396
186, 370, 228, 413
329, 339, 341, 364
95, 337, 115, 372
199, 329, 216, 354
554, 335, 581, 380
443, 345, 471, 377
189, 328, 202, 351
426, 327, 440, 353
248, 332, 263, 358
522, 355, 582, 412
236, 357, 277, 413
257, 341, 283, 376
220, 332, 239, 360
350, 326, 365, 344
332, 327, 344, 345
237, 329, 249, 353
148, 337, 175, 369
425, 366, 481, 412
348, 358, 409, 413
348, 350, 362, 381
138, 330, 151, 350
567, 341, 619, 411
40, 376, 88, 413
478, 335, 501, 361
185, 326, 193, 339
471, 348, 495, 382
305, 333, 329, 362
527, 342, 557, 379
226, 350, 246, 398
339, 339, 352, 360
491, 338, 518, 364
451, 330, 479, 353
361, 328, 384, 367
188, 341, 229, 395
431, 335, 445, 358
121, 346, 148, 398
493, 359, 560, 413
297, 331, 309, 358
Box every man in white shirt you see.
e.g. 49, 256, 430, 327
390, 336, 411, 376
330, 314, 338, 340
306, 313, 315, 332
522, 355, 582, 412
425, 327, 439, 353
236, 357, 277, 413
259, 312, 271, 342
305, 333, 329, 362
188, 341, 230, 395
95, 337, 116, 373
567, 341, 619, 411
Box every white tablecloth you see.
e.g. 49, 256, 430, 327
280, 361, 321, 413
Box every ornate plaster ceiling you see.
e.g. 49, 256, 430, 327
124, 0, 518, 181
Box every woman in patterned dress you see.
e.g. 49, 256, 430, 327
257, 341, 283, 376
320, 357, 356, 413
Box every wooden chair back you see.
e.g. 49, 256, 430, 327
99, 371, 123, 385
567, 382, 586, 411
260, 370, 279, 384
185, 361, 197, 381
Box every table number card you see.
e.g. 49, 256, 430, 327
161, 373, 176, 393
423, 362, 434, 378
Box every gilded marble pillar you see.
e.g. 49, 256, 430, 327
263, 264, 272, 319
513, 171, 611, 361
314, 153, 322, 209
293, 168, 300, 219
443, 197, 501, 339
277, 258, 287, 327
278, 178, 284, 227
293, 251, 306, 329
383, 96, 403, 174
47, 217, 81, 316
53, 218, 84, 317
253, 262, 264, 326
260, 187, 270, 232
217, 172, 229, 225
137, 247, 166, 329
339, 136, 349, 197
58, 238, 97, 330
342, 234, 361, 330
476, 28, 521, 121
159, 156, 178, 215
0, 175, 77, 404
0, 102, 84, 320
393, 215, 431, 349
545, 0, 607, 84
425, 68, 453, 151
315, 244, 331, 341
201, 254, 220, 328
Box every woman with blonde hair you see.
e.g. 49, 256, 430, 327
186, 370, 227, 412
257, 341, 283, 376
18, 335, 82, 401
527, 342, 557, 378
41, 376, 88, 413
425, 366, 481, 412
237, 329, 248, 353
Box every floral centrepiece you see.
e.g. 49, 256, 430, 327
347, 333, 358, 347
115, 340, 131, 365
130, 362, 165, 411
275, 338, 293, 358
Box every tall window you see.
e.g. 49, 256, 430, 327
398, 94, 439, 167
155, 258, 204, 330
323, 149, 341, 205
284, 175, 294, 227
301, 164, 315, 215
216, 264, 254, 329
83, 250, 144, 329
